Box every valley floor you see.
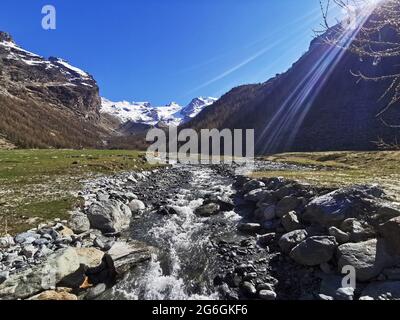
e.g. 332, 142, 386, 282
0, 149, 157, 235
1, 149, 400, 236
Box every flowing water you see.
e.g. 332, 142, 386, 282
107, 165, 242, 300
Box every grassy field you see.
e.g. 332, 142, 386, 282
252, 151, 400, 200
0, 149, 157, 235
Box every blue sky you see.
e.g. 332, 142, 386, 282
0, 0, 336, 105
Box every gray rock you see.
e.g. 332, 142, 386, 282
259, 290, 277, 300
68, 212, 90, 234
303, 185, 383, 227
107, 241, 152, 275
281, 211, 302, 232
289, 236, 337, 266
383, 268, 400, 280
360, 281, 400, 300
257, 233, 276, 246
276, 196, 302, 218
237, 223, 262, 234
85, 283, 107, 300
195, 203, 220, 217
0, 271, 9, 284
254, 205, 276, 222
33, 238, 50, 246
244, 189, 269, 202
243, 180, 265, 193
0, 236, 14, 248
340, 218, 375, 242
278, 229, 308, 254
21, 245, 37, 258
87, 200, 132, 233
240, 281, 257, 297
14, 232, 40, 244
337, 239, 395, 281
328, 226, 350, 244
379, 216, 400, 255
128, 199, 146, 214
336, 287, 354, 300
0, 248, 80, 299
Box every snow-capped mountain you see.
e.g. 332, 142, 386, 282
101, 96, 217, 127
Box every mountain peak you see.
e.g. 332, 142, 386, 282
0, 31, 14, 44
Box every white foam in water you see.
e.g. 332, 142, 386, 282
116, 165, 236, 300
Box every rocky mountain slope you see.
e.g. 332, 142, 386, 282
185, 22, 400, 154
101, 96, 217, 128
0, 31, 113, 148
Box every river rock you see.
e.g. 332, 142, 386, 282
259, 290, 277, 300
303, 185, 383, 227
85, 283, 107, 300
68, 212, 90, 234
0, 236, 14, 248
276, 196, 302, 218
383, 268, 400, 280
14, 232, 40, 244
244, 189, 269, 202
195, 203, 220, 217
237, 223, 262, 234
379, 216, 400, 255
337, 239, 395, 281
240, 281, 257, 297
87, 200, 132, 233
279, 229, 308, 254
28, 290, 78, 300
128, 200, 146, 214
281, 211, 302, 232
243, 180, 265, 193
254, 205, 276, 222
360, 281, 400, 300
340, 218, 375, 242
257, 233, 276, 246
107, 241, 152, 275
75, 247, 104, 268
289, 236, 337, 266
0, 271, 9, 284
21, 245, 37, 258
0, 248, 80, 299
328, 226, 350, 244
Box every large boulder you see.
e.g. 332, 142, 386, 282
107, 241, 153, 275
68, 212, 90, 234
303, 185, 383, 227
87, 200, 132, 233
289, 236, 337, 266
0, 248, 80, 299
278, 229, 308, 254
337, 239, 395, 281
360, 281, 400, 300
379, 217, 400, 255
275, 196, 303, 218
243, 180, 265, 193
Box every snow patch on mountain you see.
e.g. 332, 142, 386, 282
0, 34, 94, 87
101, 97, 217, 126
